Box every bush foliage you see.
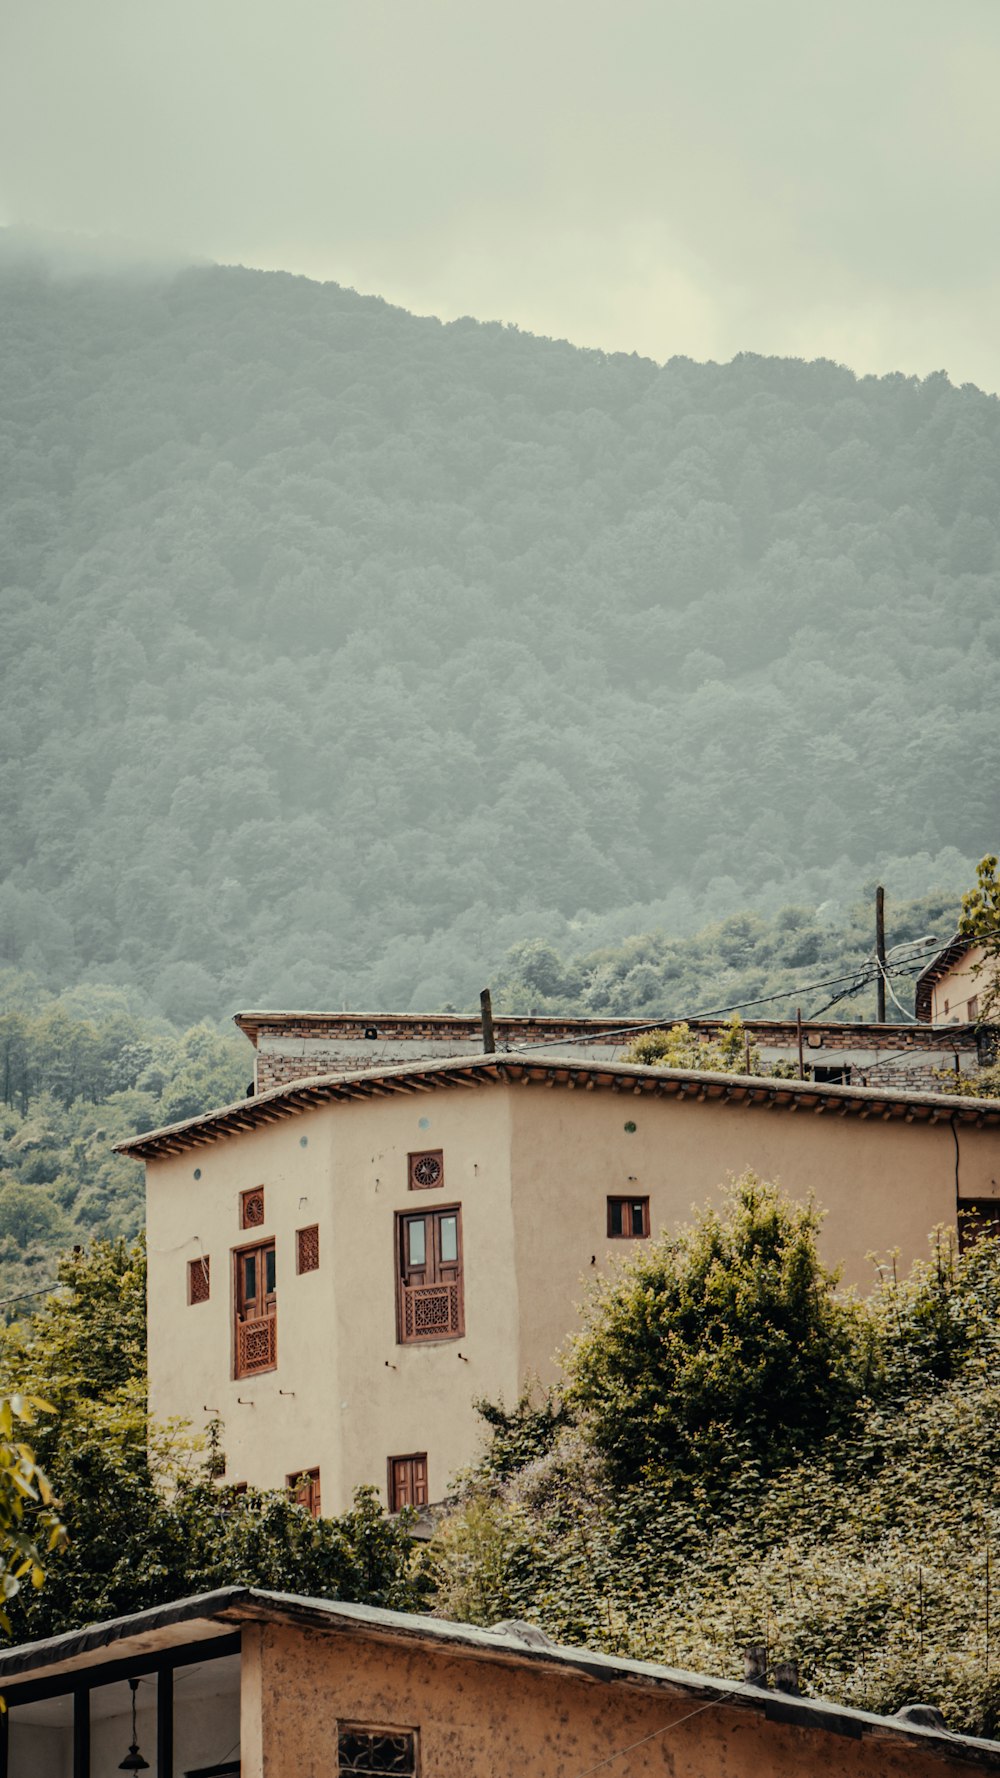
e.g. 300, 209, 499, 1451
432, 1183, 1000, 1738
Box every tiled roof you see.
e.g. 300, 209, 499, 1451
114, 1052, 1000, 1160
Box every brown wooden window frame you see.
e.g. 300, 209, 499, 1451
337, 1725, 418, 1775
296, 1223, 320, 1273
607, 1195, 651, 1239
395, 1204, 464, 1344
957, 1198, 1000, 1254
287, 1466, 322, 1518
408, 1149, 444, 1191
188, 1254, 211, 1304
233, 1236, 277, 1378
388, 1452, 429, 1514
240, 1185, 266, 1230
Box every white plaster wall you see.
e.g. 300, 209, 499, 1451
9, 1720, 66, 1778
146, 1109, 339, 1493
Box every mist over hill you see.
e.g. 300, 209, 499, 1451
0, 253, 993, 1021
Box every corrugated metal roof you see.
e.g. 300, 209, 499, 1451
0, 1588, 998, 1766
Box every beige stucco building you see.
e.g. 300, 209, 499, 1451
118, 1054, 1000, 1519
5, 1586, 999, 1777
916, 937, 994, 1026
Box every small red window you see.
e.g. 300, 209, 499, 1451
958, 1199, 1000, 1253
188, 1256, 210, 1303
409, 1151, 444, 1191
297, 1225, 320, 1273
241, 1187, 265, 1229
607, 1196, 650, 1238
287, 1467, 322, 1518
389, 1453, 428, 1512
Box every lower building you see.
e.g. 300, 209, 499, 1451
3, 1586, 997, 1777
117, 1054, 1000, 1518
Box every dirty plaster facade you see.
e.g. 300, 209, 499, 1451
120, 1056, 1000, 1515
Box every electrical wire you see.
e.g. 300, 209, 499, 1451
569, 1700, 722, 1776
0, 1281, 68, 1313
507, 954, 935, 1054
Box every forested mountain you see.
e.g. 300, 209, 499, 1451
0, 243, 995, 1020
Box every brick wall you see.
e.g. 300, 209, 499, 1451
244, 1014, 986, 1096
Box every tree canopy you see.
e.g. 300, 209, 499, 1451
0, 249, 992, 1019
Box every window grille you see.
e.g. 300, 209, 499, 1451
240, 1186, 265, 1229
408, 1150, 444, 1190
338, 1728, 417, 1774
396, 1209, 464, 1343
234, 1239, 277, 1378
297, 1224, 320, 1273
237, 1315, 277, 1374
188, 1255, 210, 1304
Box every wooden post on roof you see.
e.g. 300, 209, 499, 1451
480, 988, 496, 1053
876, 885, 887, 1023
796, 1007, 805, 1079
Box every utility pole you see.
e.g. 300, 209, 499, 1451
479, 987, 496, 1054
876, 885, 886, 1023
796, 1007, 805, 1080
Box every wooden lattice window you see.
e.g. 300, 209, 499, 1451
240, 1186, 265, 1230
188, 1255, 211, 1304
396, 1207, 464, 1344
297, 1224, 320, 1273
607, 1196, 650, 1238
408, 1150, 444, 1191
338, 1727, 417, 1774
958, 1198, 1000, 1254
388, 1453, 428, 1513
287, 1466, 322, 1518
234, 1239, 277, 1377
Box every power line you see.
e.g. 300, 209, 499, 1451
570, 1701, 722, 1777
507, 955, 933, 1054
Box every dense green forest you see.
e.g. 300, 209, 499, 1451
0, 240, 992, 1021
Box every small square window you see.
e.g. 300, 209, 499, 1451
408, 1150, 444, 1190
968, 996, 979, 1021
297, 1224, 320, 1273
240, 1186, 265, 1230
607, 1196, 650, 1239
958, 1198, 1000, 1253
188, 1256, 211, 1303
388, 1453, 428, 1513
287, 1466, 322, 1518
338, 1727, 417, 1774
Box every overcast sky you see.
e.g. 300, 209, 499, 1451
4, 0, 1000, 389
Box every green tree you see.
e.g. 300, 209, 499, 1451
0, 1394, 65, 1629
624, 1014, 761, 1074
0, 1239, 427, 1638
564, 1174, 863, 1488
958, 852, 1000, 1020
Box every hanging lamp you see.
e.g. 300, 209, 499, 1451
117, 1677, 150, 1772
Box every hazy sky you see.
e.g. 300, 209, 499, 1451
4, 0, 1000, 388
